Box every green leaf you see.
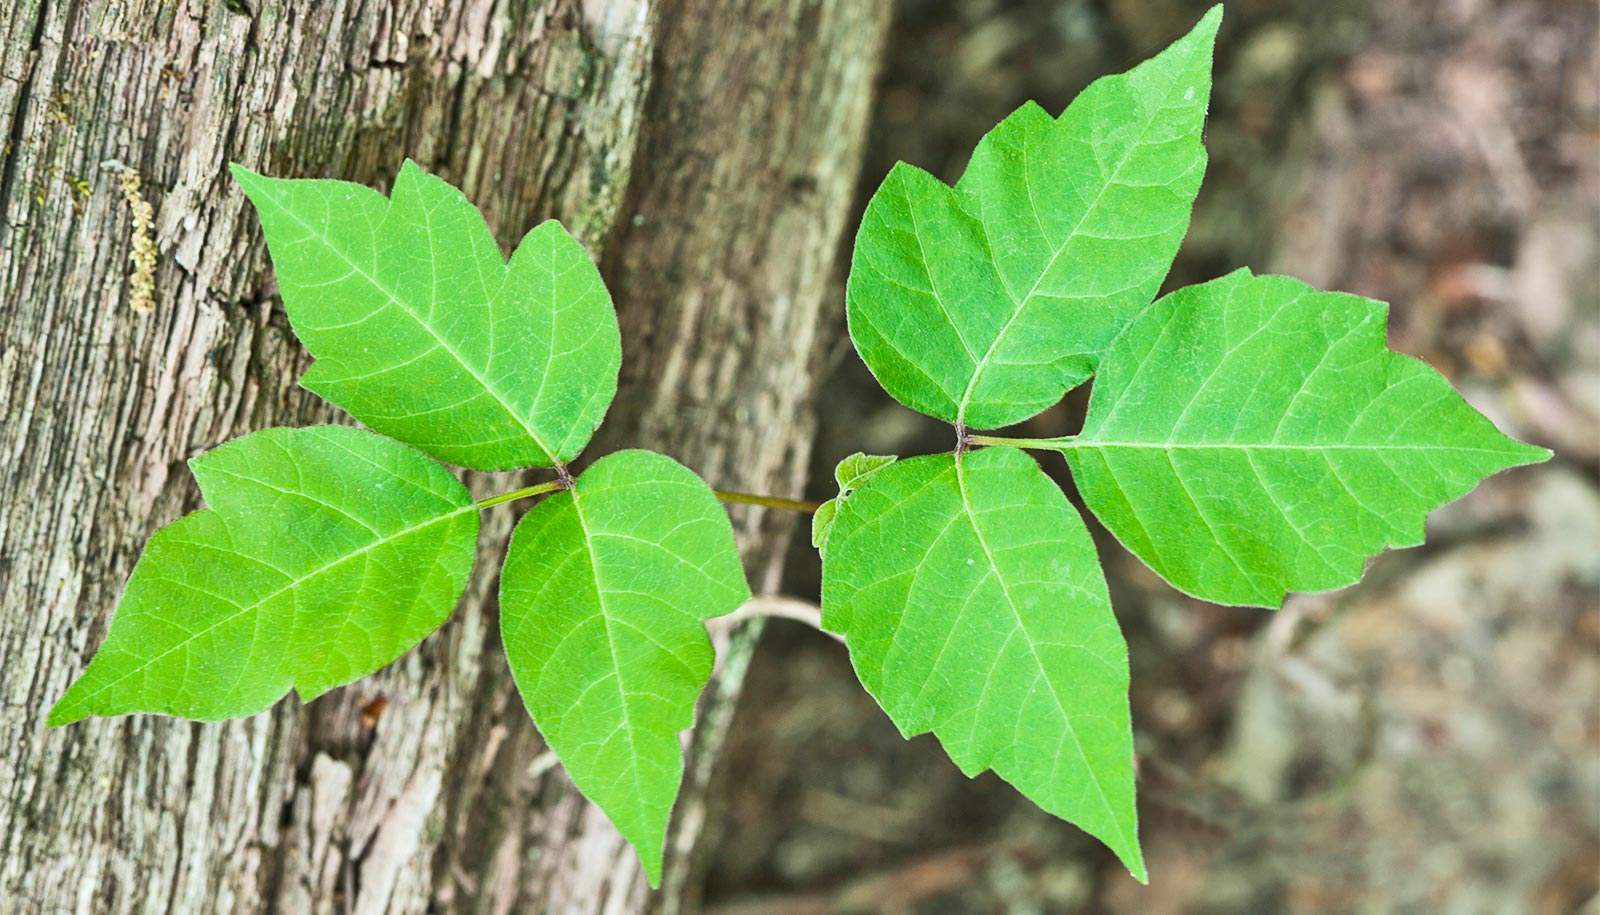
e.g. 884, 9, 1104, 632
232, 161, 621, 471
49, 426, 479, 726
815, 453, 900, 551
498, 450, 751, 887
821, 447, 1143, 880
810, 499, 838, 550
834, 452, 899, 490
1060, 269, 1552, 607
846, 6, 1220, 429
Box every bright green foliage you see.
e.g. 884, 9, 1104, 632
59, 162, 757, 890
821, 447, 1142, 880
57, 161, 756, 885
846, 6, 1220, 429
233, 161, 621, 471
49, 426, 478, 725
812, 452, 899, 550
830, 4, 1548, 880
1050, 269, 1551, 607
46, 6, 1553, 893
499, 450, 751, 887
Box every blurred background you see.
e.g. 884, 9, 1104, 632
696, 0, 1599, 912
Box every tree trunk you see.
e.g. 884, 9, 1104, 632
0, 1, 887, 912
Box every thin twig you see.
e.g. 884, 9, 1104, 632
714, 490, 823, 514
709, 594, 841, 643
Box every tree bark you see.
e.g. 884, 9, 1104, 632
0, 1, 887, 912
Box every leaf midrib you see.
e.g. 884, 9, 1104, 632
565, 485, 650, 829
952, 456, 1132, 856
266, 196, 560, 465
1063, 441, 1526, 454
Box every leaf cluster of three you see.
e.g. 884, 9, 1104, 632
48, 159, 745, 887
817, 4, 1540, 881
51, 4, 1546, 888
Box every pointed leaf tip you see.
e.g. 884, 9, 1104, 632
229, 162, 269, 196
1513, 441, 1555, 466
44, 701, 77, 728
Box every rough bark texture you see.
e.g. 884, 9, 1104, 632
0, 1, 886, 912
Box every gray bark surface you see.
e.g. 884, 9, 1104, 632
0, 0, 886, 912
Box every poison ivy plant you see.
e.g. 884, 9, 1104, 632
47, 2, 1550, 893
829, 2, 1547, 884
53, 165, 742, 887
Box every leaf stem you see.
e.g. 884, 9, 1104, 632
475, 481, 820, 514
967, 434, 1078, 451
707, 594, 841, 643
474, 480, 567, 509
713, 490, 823, 514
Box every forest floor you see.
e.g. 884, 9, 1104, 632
698, 1, 1598, 912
